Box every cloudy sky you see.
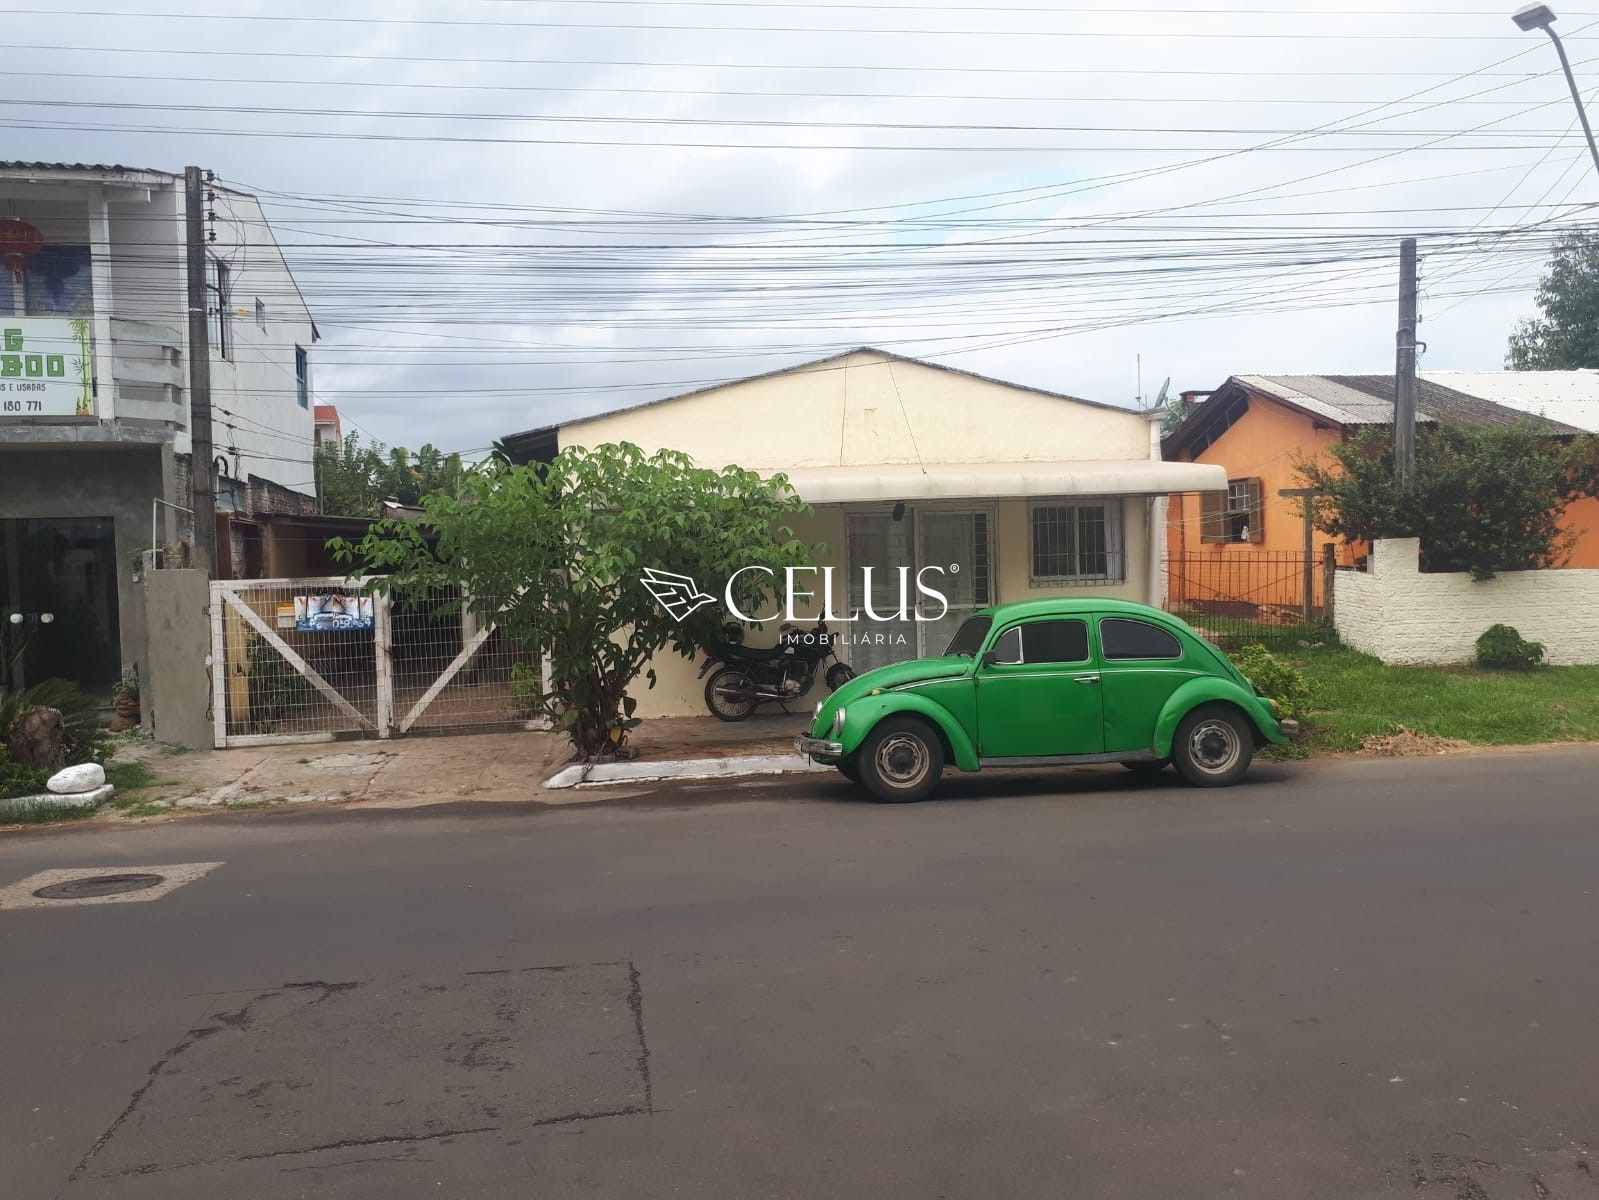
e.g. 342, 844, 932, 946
7, 0, 1598, 454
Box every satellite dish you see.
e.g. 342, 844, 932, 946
1153, 377, 1171, 409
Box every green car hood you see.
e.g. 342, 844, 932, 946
813, 655, 972, 731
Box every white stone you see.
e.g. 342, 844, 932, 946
47, 763, 106, 795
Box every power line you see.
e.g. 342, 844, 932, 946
4, 7, 1576, 38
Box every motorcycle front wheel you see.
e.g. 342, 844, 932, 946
825, 662, 857, 691
705, 666, 759, 722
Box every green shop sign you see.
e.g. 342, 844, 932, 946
0, 317, 95, 418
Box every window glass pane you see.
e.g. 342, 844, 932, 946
921, 511, 987, 608
1031, 504, 1075, 577
944, 615, 991, 657
990, 627, 1022, 664
1076, 507, 1108, 577
1023, 619, 1089, 664
24, 244, 93, 317
1100, 618, 1183, 661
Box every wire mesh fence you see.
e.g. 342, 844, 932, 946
1162, 551, 1331, 651
211, 579, 544, 745
390, 588, 544, 735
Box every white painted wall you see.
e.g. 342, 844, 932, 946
1334, 538, 1599, 665
559, 350, 1152, 469
194, 188, 317, 494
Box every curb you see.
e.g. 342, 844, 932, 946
0, 784, 116, 819
545, 754, 830, 789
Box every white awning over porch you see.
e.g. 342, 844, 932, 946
773, 459, 1225, 505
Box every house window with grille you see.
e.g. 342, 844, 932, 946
1202, 478, 1263, 543
1029, 499, 1124, 585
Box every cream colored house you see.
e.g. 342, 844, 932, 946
501, 349, 1224, 717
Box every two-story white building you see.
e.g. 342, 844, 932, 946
0, 162, 316, 695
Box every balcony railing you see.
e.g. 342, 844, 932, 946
110, 316, 184, 426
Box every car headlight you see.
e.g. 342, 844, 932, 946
814, 700, 824, 720
831, 706, 846, 737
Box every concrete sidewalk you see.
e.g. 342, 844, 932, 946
103, 713, 813, 815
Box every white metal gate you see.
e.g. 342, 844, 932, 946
210, 578, 543, 747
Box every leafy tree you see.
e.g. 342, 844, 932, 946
315, 433, 469, 515
1507, 229, 1599, 369
1296, 423, 1598, 581
333, 442, 817, 759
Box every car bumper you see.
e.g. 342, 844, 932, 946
1278, 718, 1301, 739
796, 736, 844, 765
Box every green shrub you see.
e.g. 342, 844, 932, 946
0, 677, 109, 767
1230, 643, 1313, 722
1475, 624, 1546, 670
0, 744, 50, 801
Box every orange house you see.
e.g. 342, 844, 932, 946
1161, 374, 1596, 616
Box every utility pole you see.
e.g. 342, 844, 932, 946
184, 166, 216, 576
1394, 237, 1418, 490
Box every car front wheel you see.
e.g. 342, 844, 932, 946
858, 716, 944, 803
1172, 703, 1254, 787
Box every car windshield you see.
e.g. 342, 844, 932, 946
943, 615, 993, 657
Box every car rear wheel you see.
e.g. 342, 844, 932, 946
1172, 703, 1254, 787
858, 716, 944, 803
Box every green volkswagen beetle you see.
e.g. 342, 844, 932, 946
798, 598, 1296, 802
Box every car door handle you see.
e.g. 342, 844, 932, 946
1074, 674, 1100, 685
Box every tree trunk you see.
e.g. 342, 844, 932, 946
6, 706, 67, 772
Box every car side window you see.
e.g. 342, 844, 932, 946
989, 627, 1023, 664
1100, 617, 1183, 661
1022, 619, 1089, 664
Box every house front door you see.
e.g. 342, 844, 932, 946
0, 517, 120, 693
845, 508, 993, 673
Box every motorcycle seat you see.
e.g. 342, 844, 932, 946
728, 644, 793, 661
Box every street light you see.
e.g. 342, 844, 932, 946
1512, 3, 1599, 179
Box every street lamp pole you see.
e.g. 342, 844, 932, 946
1513, 3, 1599, 180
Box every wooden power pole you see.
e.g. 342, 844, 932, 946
1394, 237, 1418, 490
184, 166, 216, 575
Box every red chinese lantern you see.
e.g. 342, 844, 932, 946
0, 217, 44, 281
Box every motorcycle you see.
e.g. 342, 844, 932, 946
699, 620, 856, 722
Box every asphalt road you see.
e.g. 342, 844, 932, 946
4, 748, 1598, 1200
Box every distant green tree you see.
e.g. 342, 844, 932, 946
1507, 229, 1599, 369
315, 433, 468, 515
1296, 423, 1599, 581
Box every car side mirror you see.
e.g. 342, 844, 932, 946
980, 650, 999, 669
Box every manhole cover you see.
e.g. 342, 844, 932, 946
32, 873, 167, 900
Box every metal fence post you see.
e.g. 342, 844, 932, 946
1322, 542, 1337, 626
374, 591, 394, 738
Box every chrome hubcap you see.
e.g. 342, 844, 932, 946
876, 733, 930, 788
1189, 720, 1240, 774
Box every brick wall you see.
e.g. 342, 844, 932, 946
245, 474, 318, 517
1334, 538, 1599, 665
